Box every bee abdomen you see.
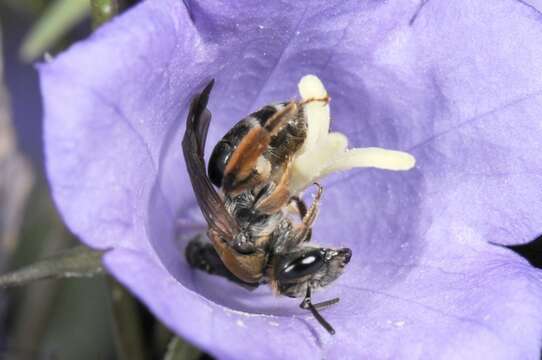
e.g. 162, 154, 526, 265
208, 119, 253, 187
207, 102, 306, 190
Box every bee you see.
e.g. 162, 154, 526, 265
183, 80, 351, 335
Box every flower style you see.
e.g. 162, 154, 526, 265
40, 0, 542, 359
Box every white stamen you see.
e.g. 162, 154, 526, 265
291, 75, 415, 193
321, 148, 416, 175
297, 75, 330, 153
298, 74, 327, 99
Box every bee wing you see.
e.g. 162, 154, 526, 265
182, 80, 239, 239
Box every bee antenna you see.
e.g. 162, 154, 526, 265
299, 286, 338, 335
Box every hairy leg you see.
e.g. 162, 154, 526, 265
254, 159, 293, 214
293, 183, 323, 243
288, 195, 312, 242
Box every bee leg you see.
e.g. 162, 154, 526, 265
302, 183, 323, 227
299, 286, 337, 335
223, 103, 297, 194
222, 126, 270, 194
293, 183, 323, 243
254, 158, 293, 214
287, 196, 312, 242
263, 101, 299, 135
289, 196, 308, 219
299, 95, 330, 106
185, 236, 259, 290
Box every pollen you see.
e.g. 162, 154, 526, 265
290, 75, 416, 194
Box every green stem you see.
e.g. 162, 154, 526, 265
19, 0, 90, 62
164, 336, 201, 360
109, 278, 147, 360
9, 223, 71, 360
90, 0, 121, 29
0, 245, 104, 288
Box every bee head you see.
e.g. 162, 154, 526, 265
273, 247, 352, 298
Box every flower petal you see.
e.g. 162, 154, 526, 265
104, 233, 542, 359
403, 0, 542, 246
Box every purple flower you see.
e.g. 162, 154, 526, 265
40, 0, 542, 358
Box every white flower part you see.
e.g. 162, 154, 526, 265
290, 75, 416, 194
297, 74, 331, 153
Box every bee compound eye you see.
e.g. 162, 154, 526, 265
278, 249, 326, 282
208, 141, 232, 187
